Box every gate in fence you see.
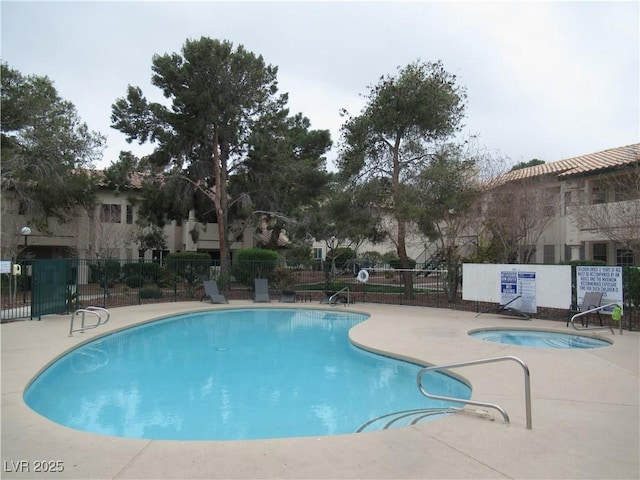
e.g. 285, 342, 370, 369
31, 259, 77, 320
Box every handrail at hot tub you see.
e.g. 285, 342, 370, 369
569, 303, 619, 334
417, 355, 532, 429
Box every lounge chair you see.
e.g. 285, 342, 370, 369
254, 279, 271, 303
567, 291, 603, 327
496, 295, 529, 319
200, 280, 228, 304
279, 289, 297, 303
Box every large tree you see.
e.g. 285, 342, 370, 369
111, 37, 286, 276
338, 60, 466, 297
1, 63, 104, 238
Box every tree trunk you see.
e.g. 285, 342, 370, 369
397, 220, 414, 298
443, 246, 459, 302
392, 135, 414, 298
213, 127, 231, 287
267, 223, 283, 250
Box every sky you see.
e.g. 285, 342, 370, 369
2, 1, 638, 171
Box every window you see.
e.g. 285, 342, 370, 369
593, 243, 607, 263
616, 249, 634, 266
543, 244, 555, 264
614, 175, 640, 202
126, 205, 133, 224
563, 191, 571, 214
152, 249, 170, 264
543, 187, 559, 216
591, 186, 606, 205
313, 247, 323, 260
100, 204, 121, 223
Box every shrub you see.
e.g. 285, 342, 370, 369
232, 248, 279, 285
125, 274, 145, 288
139, 287, 163, 299
563, 260, 607, 266
284, 244, 313, 268
122, 262, 161, 282
623, 266, 640, 308
361, 251, 384, 268
164, 252, 211, 297
156, 265, 177, 288
325, 247, 356, 273
88, 259, 121, 285
269, 266, 295, 289
388, 257, 417, 270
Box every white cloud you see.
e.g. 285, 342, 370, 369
2, 1, 637, 169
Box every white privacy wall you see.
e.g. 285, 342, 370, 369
462, 264, 572, 309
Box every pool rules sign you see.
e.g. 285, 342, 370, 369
576, 266, 623, 315
500, 270, 537, 313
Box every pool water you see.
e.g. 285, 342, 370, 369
470, 329, 611, 349
25, 308, 470, 440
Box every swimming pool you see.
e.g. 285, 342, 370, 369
25, 308, 471, 440
469, 329, 612, 349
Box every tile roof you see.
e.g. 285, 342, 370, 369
494, 143, 640, 185
93, 170, 157, 190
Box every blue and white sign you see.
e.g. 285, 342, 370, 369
501, 270, 537, 313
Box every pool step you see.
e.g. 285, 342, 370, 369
70, 347, 108, 373
355, 408, 452, 433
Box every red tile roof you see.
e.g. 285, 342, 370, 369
495, 143, 640, 185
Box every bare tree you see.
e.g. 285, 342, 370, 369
85, 219, 135, 259
482, 176, 560, 263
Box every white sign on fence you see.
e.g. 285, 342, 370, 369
0, 260, 11, 275
463, 264, 570, 309
576, 266, 623, 314
501, 270, 537, 313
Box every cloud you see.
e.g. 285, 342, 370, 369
2, 1, 637, 169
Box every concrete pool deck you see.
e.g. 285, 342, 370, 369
1, 302, 638, 479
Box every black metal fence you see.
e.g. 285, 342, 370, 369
1, 258, 637, 330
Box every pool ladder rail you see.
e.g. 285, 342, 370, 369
569, 303, 621, 335
417, 355, 532, 430
69, 306, 110, 337
329, 287, 350, 306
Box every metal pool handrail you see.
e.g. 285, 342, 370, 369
69, 306, 110, 337
329, 287, 350, 306
569, 303, 620, 335
417, 355, 532, 429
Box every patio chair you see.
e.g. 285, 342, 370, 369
254, 278, 271, 303
279, 289, 297, 303
200, 280, 228, 304
567, 291, 603, 327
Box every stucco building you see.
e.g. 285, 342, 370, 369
478, 143, 639, 266
2, 144, 638, 267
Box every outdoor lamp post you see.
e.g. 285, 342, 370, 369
20, 226, 31, 303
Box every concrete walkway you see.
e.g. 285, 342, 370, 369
1, 302, 638, 479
